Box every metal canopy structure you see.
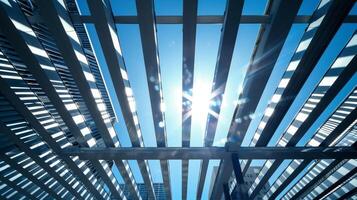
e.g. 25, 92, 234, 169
0, 0, 356, 200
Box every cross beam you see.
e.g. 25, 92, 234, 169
70, 15, 357, 24
61, 146, 357, 160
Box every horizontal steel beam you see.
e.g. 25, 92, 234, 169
61, 146, 357, 160
70, 15, 357, 24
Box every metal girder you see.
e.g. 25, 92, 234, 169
338, 187, 357, 200
36, 0, 141, 199
61, 146, 357, 160
242, 0, 356, 176
71, 15, 357, 24
203, 0, 243, 147
0, 1, 116, 199
210, 0, 302, 198
0, 119, 82, 199
223, 183, 231, 200
135, 0, 171, 198
245, 1, 354, 198
0, 168, 37, 200
0, 76, 104, 199
262, 34, 357, 198
290, 159, 342, 200
231, 154, 248, 200
0, 153, 62, 199
85, 0, 156, 198
270, 108, 357, 199
197, 0, 244, 198
253, 0, 354, 148
249, 34, 357, 200
182, 0, 198, 199
227, 0, 302, 144
268, 160, 311, 200
314, 167, 357, 200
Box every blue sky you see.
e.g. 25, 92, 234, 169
76, 0, 357, 199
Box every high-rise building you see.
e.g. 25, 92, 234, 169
120, 183, 166, 200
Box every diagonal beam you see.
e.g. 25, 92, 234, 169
0, 153, 62, 199
85, 0, 156, 198
269, 109, 357, 199
227, 0, 302, 145
0, 75, 106, 199
0, 118, 82, 199
248, 19, 357, 199
37, 0, 142, 199
250, 0, 355, 149
250, 87, 357, 199
314, 166, 357, 200
290, 159, 342, 200
210, 0, 302, 198
135, 0, 171, 198
0, 1, 118, 198
181, 0, 198, 199
197, 0, 244, 199
338, 187, 357, 200
265, 31, 357, 199
0, 167, 37, 200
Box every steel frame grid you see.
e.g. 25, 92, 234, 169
0, 0, 356, 200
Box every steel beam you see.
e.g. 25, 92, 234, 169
182, 0, 198, 199
70, 15, 357, 24
314, 167, 357, 200
249, 35, 357, 200
0, 169, 37, 200
135, 0, 172, 198
271, 108, 357, 199
210, 0, 302, 198
231, 154, 248, 200
0, 153, 62, 199
197, 0, 243, 198
37, 0, 141, 199
338, 187, 357, 200
0, 119, 82, 199
39, 0, 143, 199
268, 160, 311, 200
0, 76, 105, 199
61, 146, 357, 160
0, 1, 116, 198
290, 159, 342, 200
85, 0, 156, 198
223, 183, 232, 200
246, 1, 354, 198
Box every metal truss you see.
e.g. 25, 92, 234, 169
0, 0, 356, 200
